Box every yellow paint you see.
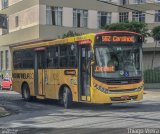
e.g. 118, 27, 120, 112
36, 95, 45, 99
81, 96, 87, 101
12, 70, 35, 96
11, 32, 144, 104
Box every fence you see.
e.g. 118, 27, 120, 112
144, 69, 160, 83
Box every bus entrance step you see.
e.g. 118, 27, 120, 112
36, 95, 45, 99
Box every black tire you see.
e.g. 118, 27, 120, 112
22, 83, 31, 101
63, 87, 72, 109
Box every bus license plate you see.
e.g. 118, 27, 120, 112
121, 96, 130, 100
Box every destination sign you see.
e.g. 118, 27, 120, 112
102, 36, 135, 43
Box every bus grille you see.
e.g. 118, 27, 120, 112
108, 88, 137, 94
95, 77, 142, 85
111, 96, 137, 101
106, 79, 141, 85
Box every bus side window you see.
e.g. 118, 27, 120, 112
13, 51, 22, 69
47, 46, 59, 68
22, 49, 34, 69
47, 47, 53, 68
53, 46, 59, 68
68, 44, 77, 68
59, 45, 68, 68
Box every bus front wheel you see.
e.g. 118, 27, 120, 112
22, 83, 31, 101
63, 87, 72, 109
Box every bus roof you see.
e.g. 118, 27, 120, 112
11, 31, 142, 50
95, 31, 142, 36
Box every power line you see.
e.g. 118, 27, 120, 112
97, 0, 156, 16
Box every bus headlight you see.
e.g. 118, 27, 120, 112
93, 84, 109, 94
136, 85, 144, 92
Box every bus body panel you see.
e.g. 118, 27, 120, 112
12, 70, 35, 96
11, 31, 144, 105
44, 69, 79, 102
90, 78, 143, 103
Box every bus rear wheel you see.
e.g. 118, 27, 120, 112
22, 83, 31, 101
63, 87, 72, 109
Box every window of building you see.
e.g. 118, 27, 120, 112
1, 16, 9, 35
133, 0, 146, 4
119, 12, 129, 22
73, 9, 88, 28
46, 6, 63, 26
5, 50, 8, 70
1, 0, 8, 9
98, 11, 111, 28
119, 0, 129, 5
132, 11, 145, 22
155, 10, 160, 22
15, 16, 19, 27
103, 0, 112, 2
0, 51, 3, 70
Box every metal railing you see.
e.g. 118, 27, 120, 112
144, 69, 160, 83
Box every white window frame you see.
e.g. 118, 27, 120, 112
119, 12, 129, 22
119, 0, 129, 5
46, 6, 63, 26
15, 16, 19, 27
155, 10, 160, 22
133, 0, 146, 4
132, 11, 145, 22
98, 11, 111, 28
1, 0, 8, 9
73, 9, 88, 28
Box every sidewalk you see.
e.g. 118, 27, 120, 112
0, 107, 10, 117
144, 88, 160, 92
144, 89, 160, 97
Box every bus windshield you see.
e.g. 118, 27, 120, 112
93, 45, 142, 79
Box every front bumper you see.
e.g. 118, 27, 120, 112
91, 90, 144, 104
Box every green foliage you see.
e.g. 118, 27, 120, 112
104, 21, 150, 37
62, 30, 81, 38
105, 22, 128, 31
152, 26, 160, 41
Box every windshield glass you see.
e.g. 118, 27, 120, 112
93, 45, 142, 79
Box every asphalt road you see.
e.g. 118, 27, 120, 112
0, 90, 160, 134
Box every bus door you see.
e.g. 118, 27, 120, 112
78, 45, 91, 101
34, 48, 46, 96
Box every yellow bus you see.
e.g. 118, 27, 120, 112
11, 31, 144, 108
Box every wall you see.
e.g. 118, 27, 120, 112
9, 5, 39, 33
63, 7, 73, 27
0, 46, 11, 76
9, 0, 23, 6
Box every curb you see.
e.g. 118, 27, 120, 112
0, 107, 10, 117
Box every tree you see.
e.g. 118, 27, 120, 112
151, 26, 160, 69
104, 21, 150, 37
62, 30, 82, 38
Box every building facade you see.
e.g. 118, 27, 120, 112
0, 0, 160, 76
